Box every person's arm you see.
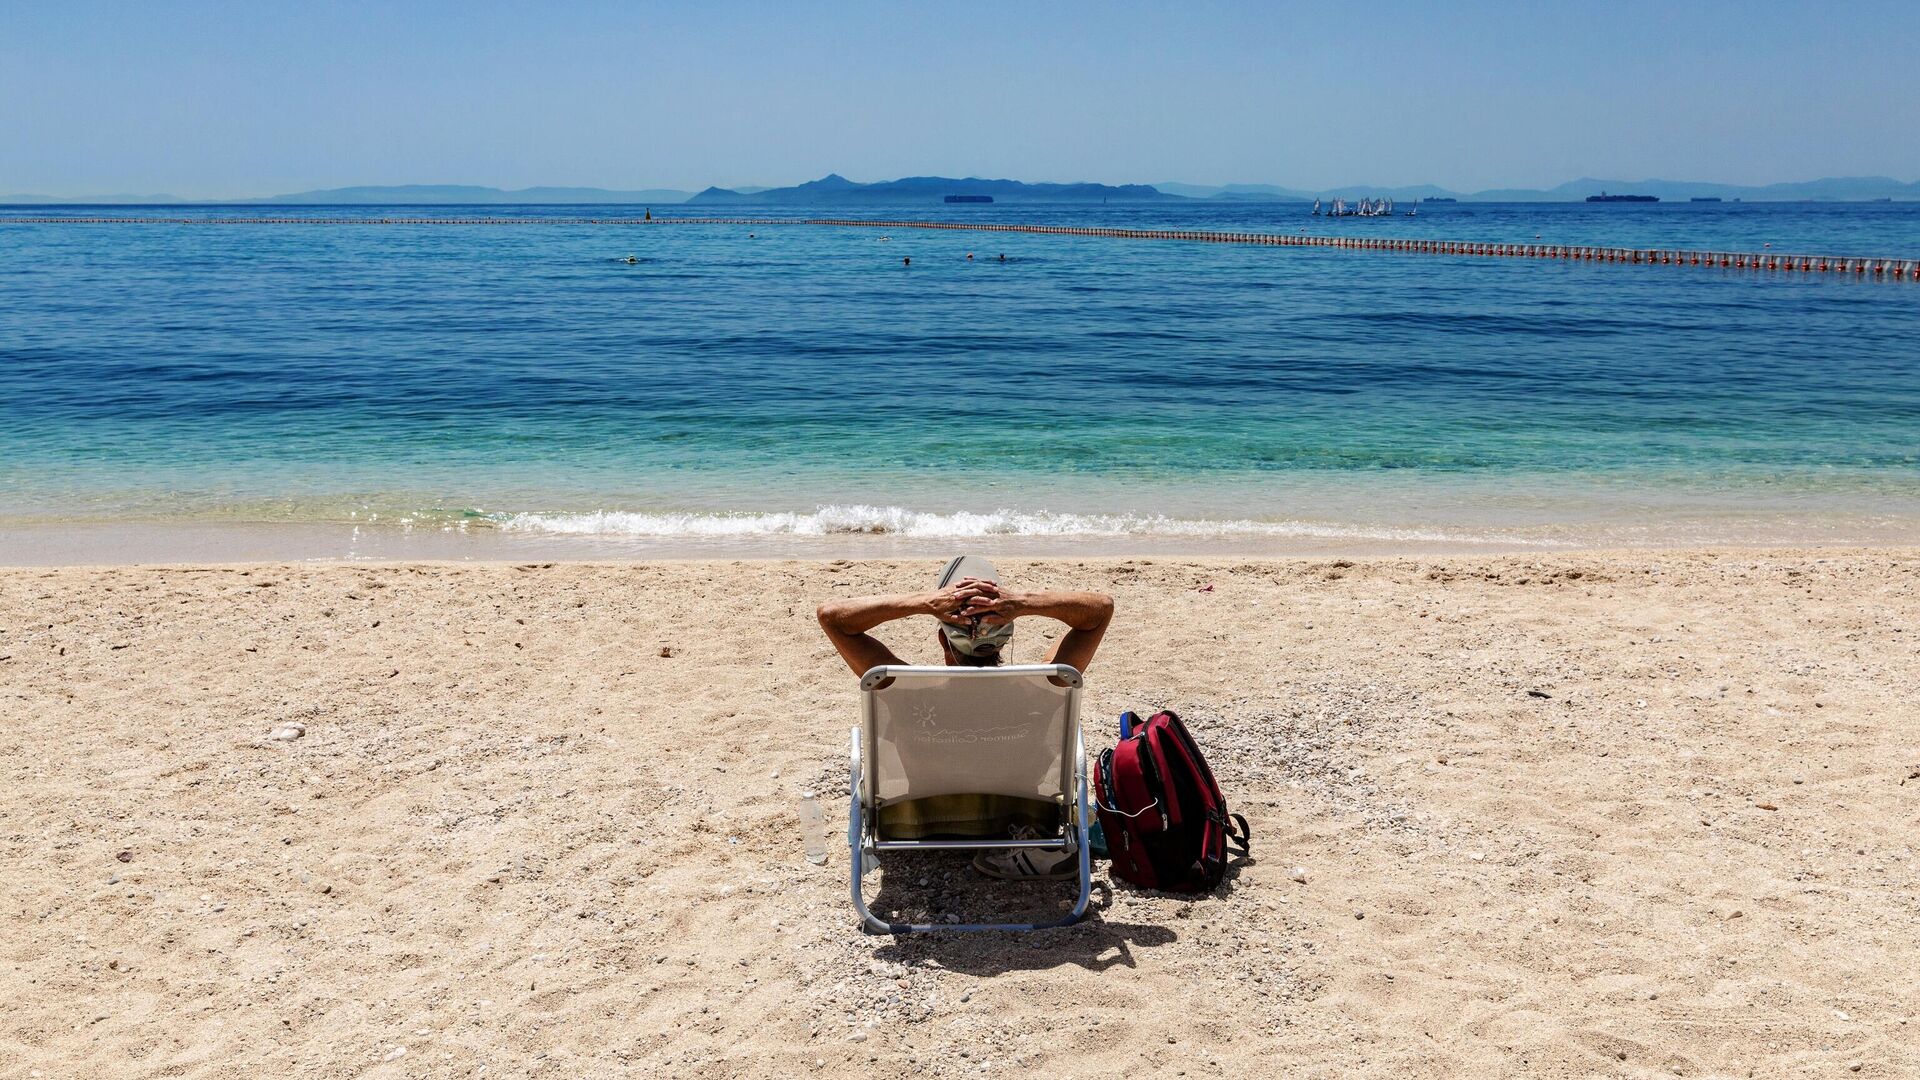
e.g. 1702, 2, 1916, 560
816, 584, 985, 676
961, 585, 1114, 674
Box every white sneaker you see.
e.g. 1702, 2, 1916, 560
971, 825, 1077, 880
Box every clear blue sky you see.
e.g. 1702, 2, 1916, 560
6, 0, 1918, 198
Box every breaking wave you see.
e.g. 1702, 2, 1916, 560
492, 504, 1540, 544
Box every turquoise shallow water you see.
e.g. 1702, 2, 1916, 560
3, 201, 1918, 558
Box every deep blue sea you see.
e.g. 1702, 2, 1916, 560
3, 201, 1918, 560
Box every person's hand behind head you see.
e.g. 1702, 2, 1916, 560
928, 578, 995, 626
957, 580, 1022, 626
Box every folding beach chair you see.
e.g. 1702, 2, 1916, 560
848, 664, 1092, 934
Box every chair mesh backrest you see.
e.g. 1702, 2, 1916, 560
866, 668, 1073, 804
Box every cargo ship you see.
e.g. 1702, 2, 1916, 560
944, 194, 993, 204
1690, 196, 1723, 202
1586, 192, 1659, 203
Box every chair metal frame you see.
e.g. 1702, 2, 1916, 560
848, 663, 1092, 934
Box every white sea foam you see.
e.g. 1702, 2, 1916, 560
493, 504, 1540, 544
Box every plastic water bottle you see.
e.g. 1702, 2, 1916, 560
797, 790, 828, 865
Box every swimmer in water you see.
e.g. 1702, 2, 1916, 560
749, 233, 755, 238
997, 253, 1006, 262
966, 252, 973, 261
903, 256, 911, 267
624, 255, 638, 264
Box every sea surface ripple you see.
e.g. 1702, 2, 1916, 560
3, 200, 1918, 555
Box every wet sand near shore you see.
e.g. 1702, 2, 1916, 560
2, 552, 1916, 1078
7, 510, 1920, 567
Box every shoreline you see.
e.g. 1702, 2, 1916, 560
6, 543, 1920, 572
7, 518, 1920, 566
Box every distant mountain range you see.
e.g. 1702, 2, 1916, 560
6, 175, 1918, 205
1158, 177, 1920, 203
250, 184, 700, 205
1, 192, 195, 204
0, 185, 699, 205
687, 173, 1174, 205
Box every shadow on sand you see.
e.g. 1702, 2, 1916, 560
857, 855, 1252, 975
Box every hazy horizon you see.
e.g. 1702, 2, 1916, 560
7, 1, 1920, 200
9, 172, 1920, 204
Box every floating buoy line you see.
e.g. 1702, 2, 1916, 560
814, 219, 1918, 280
6, 215, 1914, 280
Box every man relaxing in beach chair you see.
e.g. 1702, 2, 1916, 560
817, 556, 1113, 881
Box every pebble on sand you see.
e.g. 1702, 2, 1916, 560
268, 722, 306, 741
1288, 866, 1308, 883
383, 1046, 406, 1061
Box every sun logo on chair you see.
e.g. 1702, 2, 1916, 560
905, 700, 1043, 746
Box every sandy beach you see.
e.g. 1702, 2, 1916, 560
3, 551, 1917, 1078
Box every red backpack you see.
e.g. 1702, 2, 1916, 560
1094, 710, 1251, 892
